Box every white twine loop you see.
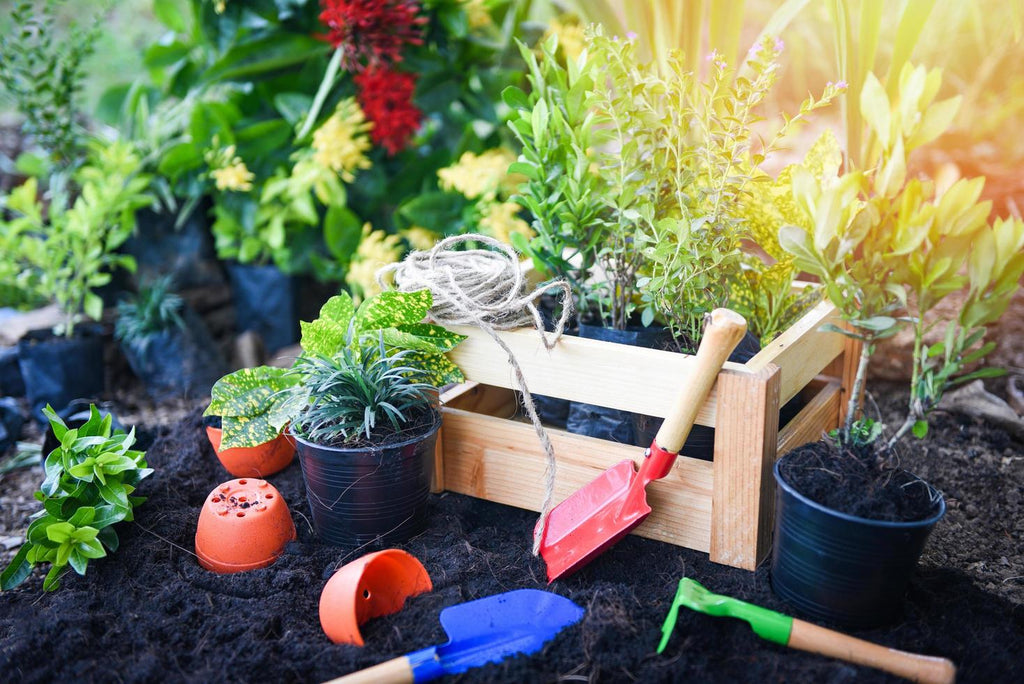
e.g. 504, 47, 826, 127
378, 234, 573, 555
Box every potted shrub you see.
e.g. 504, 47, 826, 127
771, 64, 1024, 628
205, 288, 465, 546
115, 277, 226, 401
2, 141, 152, 419
505, 29, 838, 449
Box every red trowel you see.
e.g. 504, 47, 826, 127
539, 309, 748, 581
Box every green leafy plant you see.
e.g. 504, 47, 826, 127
206, 288, 466, 449
114, 277, 186, 350
780, 63, 1024, 455
3, 141, 153, 337
1, 405, 152, 592
291, 335, 436, 445
503, 34, 606, 317
0, 0, 102, 172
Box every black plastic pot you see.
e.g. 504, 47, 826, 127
0, 397, 23, 455
18, 326, 104, 423
565, 323, 670, 444
770, 453, 945, 629
631, 330, 773, 456
120, 307, 226, 402
293, 409, 441, 548
123, 205, 224, 290
226, 262, 298, 353
0, 345, 25, 397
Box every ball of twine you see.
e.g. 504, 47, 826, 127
378, 234, 573, 555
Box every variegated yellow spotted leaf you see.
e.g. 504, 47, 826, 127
383, 323, 467, 353
403, 350, 465, 387
206, 366, 299, 418
220, 413, 281, 450
355, 289, 432, 331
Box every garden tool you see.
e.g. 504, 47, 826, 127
326, 588, 584, 683
539, 309, 747, 581
659, 578, 956, 684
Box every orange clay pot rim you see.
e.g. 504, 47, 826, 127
288, 407, 440, 454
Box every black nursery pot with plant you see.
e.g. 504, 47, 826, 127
17, 325, 104, 421
565, 321, 670, 443
631, 330, 805, 457
225, 262, 298, 353
293, 408, 441, 548
770, 448, 945, 629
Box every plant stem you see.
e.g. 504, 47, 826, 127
842, 340, 873, 441
296, 47, 343, 142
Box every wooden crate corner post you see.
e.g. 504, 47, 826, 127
709, 364, 781, 570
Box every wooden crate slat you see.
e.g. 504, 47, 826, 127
747, 300, 846, 406
439, 407, 715, 552
777, 381, 842, 457
445, 324, 752, 427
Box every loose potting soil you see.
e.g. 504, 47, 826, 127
777, 440, 940, 522
1, 386, 1023, 683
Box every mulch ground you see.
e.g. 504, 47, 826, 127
1, 383, 1022, 683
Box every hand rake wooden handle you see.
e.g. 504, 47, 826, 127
655, 309, 747, 453
788, 619, 956, 684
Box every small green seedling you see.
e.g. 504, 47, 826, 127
0, 405, 152, 591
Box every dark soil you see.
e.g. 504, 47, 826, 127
1, 383, 1022, 683
778, 440, 940, 522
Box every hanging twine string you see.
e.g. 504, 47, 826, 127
378, 234, 573, 555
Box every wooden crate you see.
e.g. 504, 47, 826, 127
432, 298, 860, 571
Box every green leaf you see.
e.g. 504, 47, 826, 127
390, 323, 467, 353
68, 549, 88, 575
202, 34, 327, 84
219, 413, 282, 450
403, 351, 465, 387
207, 366, 298, 418
46, 522, 74, 544
67, 507, 96, 527
153, 0, 187, 32
1, 545, 32, 591
355, 290, 433, 331
911, 420, 928, 439
323, 206, 363, 262
42, 565, 63, 592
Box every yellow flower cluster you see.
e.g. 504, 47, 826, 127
209, 145, 254, 192
479, 201, 533, 244
313, 98, 373, 182
437, 148, 517, 201
346, 224, 404, 301
463, 0, 492, 30
402, 226, 440, 251
543, 16, 585, 61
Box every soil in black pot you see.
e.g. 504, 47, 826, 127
293, 405, 436, 450
778, 439, 940, 522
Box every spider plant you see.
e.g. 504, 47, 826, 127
114, 277, 185, 351
290, 334, 436, 446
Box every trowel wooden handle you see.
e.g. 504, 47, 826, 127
788, 619, 956, 684
655, 309, 747, 454
326, 656, 414, 684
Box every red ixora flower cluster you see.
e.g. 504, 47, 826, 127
355, 66, 423, 155
318, 0, 427, 69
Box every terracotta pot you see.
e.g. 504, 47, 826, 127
319, 549, 432, 645
205, 424, 295, 478
195, 478, 296, 574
